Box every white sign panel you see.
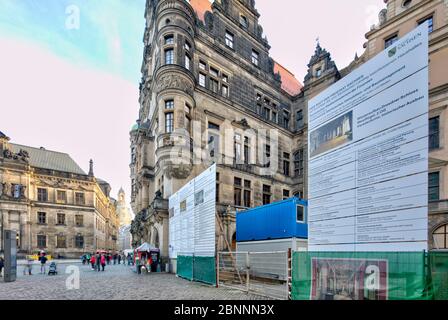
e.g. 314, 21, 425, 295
169, 164, 216, 258
308, 23, 429, 252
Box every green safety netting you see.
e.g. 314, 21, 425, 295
291, 252, 430, 300
177, 255, 216, 286
177, 255, 193, 281
193, 256, 216, 286
428, 252, 448, 300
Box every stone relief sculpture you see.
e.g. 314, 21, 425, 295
157, 74, 194, 96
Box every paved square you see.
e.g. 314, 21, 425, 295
0, 262, 268, 300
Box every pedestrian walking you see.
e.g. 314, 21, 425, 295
113, 254, 117, 265
24, 257, 33, 275
90, 254, 96, 270
118, 254, 121, 265
0, 255, 4, 277
39, 254, 47, 274
96, 252, 101, 272
100, 254, 106, 271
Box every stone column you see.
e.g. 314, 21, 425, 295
20, 211, 30, 253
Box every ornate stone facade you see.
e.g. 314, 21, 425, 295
0, 132, 119, 258
130, 0, 448, 257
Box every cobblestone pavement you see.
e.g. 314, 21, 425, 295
0, 263, 268, 300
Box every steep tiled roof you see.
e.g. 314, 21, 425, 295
274, 62, 303, 96
10, 144, 86, 175
189, 0, 212, 22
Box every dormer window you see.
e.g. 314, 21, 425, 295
240, 15, 249, 29
316, 67, 322, 78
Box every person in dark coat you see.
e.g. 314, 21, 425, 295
96, 252, 101, 272
0, 256, 4, 277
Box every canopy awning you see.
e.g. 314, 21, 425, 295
135, 242, 159, 252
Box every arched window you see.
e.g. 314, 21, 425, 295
433, 224, 448, 249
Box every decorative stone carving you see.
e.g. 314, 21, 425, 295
3, 149, 13, 159
157, 74, 194, 96
232, 118, 251, 130
379, 9, 387, 25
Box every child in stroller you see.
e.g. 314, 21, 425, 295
48, 261, 57, 275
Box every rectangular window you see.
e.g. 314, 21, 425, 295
12, 184, 21, 198
164, 34, 174, 45
57, 213, 66, 225
296, 110, 304, 129
57, 190, 67, 203
429, 116, 440, 150
283, 160, 290, 176
165, 48, 174, 65
184, 40, 191, 51
225, 31, 234, 49
429, 172, 440, 201
222, 84, 229, 97
419, 16, 434, 33
316, 67, 322, 77
210, 67, 219, 77
385, 34, 398, 48
165, 100, 174, 109
75, 235, 84, 249
263, 184, 271, 205
185, 54, 191, 70
251, 50, 259, 66
208, 122, 220, 131
37, 235, 46, 248
75, 192, 85, 205
210, 78, 219, 93
264, 144, 271, 167
199, 61, 206, 70
165, 112, 174, 133
57, 235, 66, 248
295, 149, 305, 177
38, 212, 46, 224
234, 178, 242, 206
283, 111, 290, 129
244, 137, 250, 165
244, 190, 251, 208
263, 107, 270, 120
283, 189, 290, 200
272, 111, 277, 123
37, 188, 48, 202
75, 215, 84, 227
199, 73, 206, 87
296, 205, 305, 223
222, 74, 229, 83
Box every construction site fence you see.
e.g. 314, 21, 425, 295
177, 253, 216, 286
291, 251, 448, 300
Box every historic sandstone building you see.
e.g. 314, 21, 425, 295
0, 132, 119, 258
130, 0, 448, 260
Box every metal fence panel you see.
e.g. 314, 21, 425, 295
217, 251, 289, 300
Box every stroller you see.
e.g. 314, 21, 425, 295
48, 262, 58, 275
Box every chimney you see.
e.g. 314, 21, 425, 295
89, 159, 94, 176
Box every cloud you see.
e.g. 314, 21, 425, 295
0, 38, 138, 206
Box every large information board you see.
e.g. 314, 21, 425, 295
308, 23, 429, 252
169, 164, 216, 258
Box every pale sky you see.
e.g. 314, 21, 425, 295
0, 0, 386, 211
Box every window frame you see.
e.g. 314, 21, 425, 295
165, 112, 174, 133
165, 48, 174, 65
225, 30, 234, 49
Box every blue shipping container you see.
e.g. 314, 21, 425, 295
236, 197, 308, 242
